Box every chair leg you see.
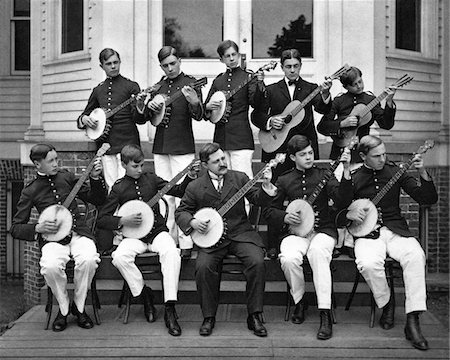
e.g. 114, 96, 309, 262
90, 276, 101, 325
331, 283, 337, 324
45, 287, 53, 330
345, 268, 361, 310
284, 282, 291, 321
369, 293, 376, 328
118, 281, 127, 308
123, 284, 131, 324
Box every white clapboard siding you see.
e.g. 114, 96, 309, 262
0, 77, 29, 141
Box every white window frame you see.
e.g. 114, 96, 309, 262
387, 0, 439, 60
10, 1, 30, 75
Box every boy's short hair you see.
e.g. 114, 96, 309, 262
340, 66, 362, 87
158, 46, 178, 62
358, 135, 383, 155
99, 48, 120, 64
217, 40, 239, 57
287, 135, 311, 156
121, 144, 144, 164
280, 49, 302, 65
30, 144, 56, 163
199, 142, 221, 163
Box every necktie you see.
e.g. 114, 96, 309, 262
288, 79, 297, 86
216, 179, 223, 194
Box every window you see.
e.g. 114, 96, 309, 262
11, 0, 30, 73
61, 0, 84, 53
163, 0, 223, 58
395, 0, 421, 52
252, 0, 313, 59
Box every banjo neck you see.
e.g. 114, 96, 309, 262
163, 77, 207, 106
62, 143, 110, 209
146, 159, 197, 208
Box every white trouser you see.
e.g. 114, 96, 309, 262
224, 149, 254, 179
111, 231, 181, 301
40, 233, 100, 316
154, 153, 195, 249
279, 232, 335, 309
354, 226, 427, 314
102, 153, 125, 191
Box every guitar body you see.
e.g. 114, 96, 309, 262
191, 207, 224, 248
209, 91, 227, 124
86, 108, 108, 140
346, 198, 378, 238
258, 100, 306, 153
150, 94, 167, 126
285, 199, 315, 237
38, 205, 73, 242
117, 200, 155, 239
334, 103, 373, 148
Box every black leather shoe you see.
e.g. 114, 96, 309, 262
142, 286, 156, 322
70, 302, 94, 329
164, 305, 181, 337
247, 313, 267, 337
199, 317, 215, 336
379, 295, 395, 330
101, 245, 117, 257
267, 248, 278, 260
405, 312, 429, 350
317, 310, 333, 340
291, 298, 308, 324
52, 310, 67, 332
180, 249, 192, 259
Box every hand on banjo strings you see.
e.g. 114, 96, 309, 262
190, 218, 210, 234
346, 206, 369, 224
284, 211, 302, 226
36, 220, 60, 235
82, 115, 98, 129
120, 213, 143, 227
206, 100, 222, 111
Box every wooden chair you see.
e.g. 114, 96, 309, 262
45, 199, 101, 329
117, 198, 169, 324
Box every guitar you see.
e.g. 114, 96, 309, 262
149, 77, 208, 126
333, 74, 413, 148
117, 159, 200, 239
347, 140, 435, 238
286, 136, 358, 237
258, 64, 350, 153
38, 143, 111, 242
208, 61, 277, 124
86, 84, 160, 141
191, 153, 286, 248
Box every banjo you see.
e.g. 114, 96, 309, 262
347, 140, 435, 238
286, 136, 359, 237
258, 64, 350, 153
86, 84, 160, 141
191, 153, 286, 248
38, 143, 111, 242
333, 74, 413, 148
208, 61, 277, 124
117, 159, 200, 239
149, 77, 207, 127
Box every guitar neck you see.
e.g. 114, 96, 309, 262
288, 87, 321, 118
226, 73, 256, 100
359, 90, 389, 118
306, 160, 340, 205
106, 96, 135, 119
62, 160, 97, 208
147, 162, 194, 208
217, 166, 267, 217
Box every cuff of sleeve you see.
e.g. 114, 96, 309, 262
262, 182, 277, 196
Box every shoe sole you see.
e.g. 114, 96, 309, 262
404, 328, 429, 351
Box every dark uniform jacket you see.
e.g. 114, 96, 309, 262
264, 166, 352, 240
317, 91, 396, 160
175, 170, 274, 253
77, 74, 146, 155
251, 77, 331, 162
97, 172, 193, 243
145, 73, 204, 155
10, 170, 107, 245
205, 67, 258, 151
338, 162, 438, 237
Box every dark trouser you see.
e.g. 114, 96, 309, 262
195, 241, 265, 318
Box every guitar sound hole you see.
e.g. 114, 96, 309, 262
284, 115, 293, 124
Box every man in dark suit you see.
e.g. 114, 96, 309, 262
175, 143, 277, 337
251, 48, 332, 259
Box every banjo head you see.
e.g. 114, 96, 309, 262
117, 200, 155, 239
285, 199, 315, 237
38, 204, 73, 242
191, 207, 224, 248
149, 94, 166, 126
209, 91, 227, 124
347, 199, 378, 238
86, 108, 107, 140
